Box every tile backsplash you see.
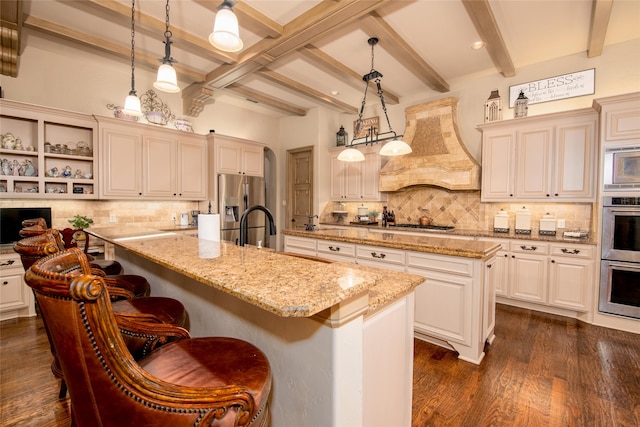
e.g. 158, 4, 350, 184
321, 186, 594, 233
2, 199, 199, 230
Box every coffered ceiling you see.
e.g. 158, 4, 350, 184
2, 1, 639, 117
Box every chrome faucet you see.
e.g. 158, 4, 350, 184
239, 205, 277, 247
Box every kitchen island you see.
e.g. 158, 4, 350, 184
283, 227, 502, 365
88, 227, 425, 427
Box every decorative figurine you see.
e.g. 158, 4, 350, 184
11, 159, 22, 176
23, 159, 37, 176
1, 158, 10, 175
2, 133, 16, 149
61, 165, 72, 178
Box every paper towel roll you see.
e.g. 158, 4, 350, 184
198, 239, 221, 259
198, 214, 220, 241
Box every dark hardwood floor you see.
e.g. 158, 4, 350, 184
1, 304, 638, 426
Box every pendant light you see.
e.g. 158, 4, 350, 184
209, 0, 243, 53
122, 0, 143, 116
153, 0, 180, 93
338, 37, 411, 162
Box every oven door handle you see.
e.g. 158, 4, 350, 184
607, 262, 640, 271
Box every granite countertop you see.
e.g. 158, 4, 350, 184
284, 227, 502, 259
321, 222, 596, 245
87, 227, 424, 318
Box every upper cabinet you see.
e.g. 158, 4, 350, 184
594, 92, 640, 144
97, 116, 207, 200
0, 99, 98, 199
215, 134, 264, 177
479, 108, 598, 202
329, 145, 388, 201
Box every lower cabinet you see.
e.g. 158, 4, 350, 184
491, 239, 595, 313
0, 252, 36, 321
283, 235, 495, 364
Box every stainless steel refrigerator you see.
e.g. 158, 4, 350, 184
218, 174, 267, 246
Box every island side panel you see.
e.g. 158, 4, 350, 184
116, 247, 366, 427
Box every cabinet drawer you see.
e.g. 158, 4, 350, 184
510, 241, 549, 255
549, 243, 594, 259
0, 254, 21, 274
317, 240, 356, 258
356, 245, 405, 266
0, 274, 26, 308
284, 236, 316, 256
407, 251, 474, 277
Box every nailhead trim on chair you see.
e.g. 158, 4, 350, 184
119, 329, 162, 357
78, 302, 212, 426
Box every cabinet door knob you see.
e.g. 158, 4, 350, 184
2, 281, 8, 285
512, 255, 516, 258
551, 260, 555, 263
487, 264, 492, 269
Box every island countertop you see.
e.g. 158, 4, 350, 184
88, 227, 425, 318
283, 227, 502, 259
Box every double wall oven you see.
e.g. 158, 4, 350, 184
599, 197, 640, 319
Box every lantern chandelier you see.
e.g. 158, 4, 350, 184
338, 37, 412, 162
122, 0, 143, 117
153, 0, 180, 93
209, 0, 243, 53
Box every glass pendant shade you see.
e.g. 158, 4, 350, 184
379, 139, 412, 156
154, 63, 180, 93
209, 8, 243, 52
123, 92, 143, 116
337, 147, 365, 162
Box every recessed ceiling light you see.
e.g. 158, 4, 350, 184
331, 90, 339, 96
470, 41, 486, 50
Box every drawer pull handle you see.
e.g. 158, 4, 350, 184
561, 248, 580, 255
328, 246, 340, 252
520, 245, 538, 251
371, 252, 386, 259
2, 281, 8, 285
0, 260, 15, 267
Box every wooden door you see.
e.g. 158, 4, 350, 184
287, 146, 314, 230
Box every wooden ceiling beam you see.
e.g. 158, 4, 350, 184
461, 0, 515, 77
299, 44, 400, 105
182, 83, 215, 117
259, 69, 358, 114
204, 0, 389, 88
22, 15, 205, 83
0, 0, 21, 77
226, 83, 307, 116
587, 0, 613, 58
66, 0, 237, 63
361, 12, 449, 92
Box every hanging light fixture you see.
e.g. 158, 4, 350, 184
122, 0, 143, 116
209, 0, 243, 53
338, 37, 412, 162
153, 0, 180, 93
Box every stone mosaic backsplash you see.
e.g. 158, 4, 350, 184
321, 186, 593, 233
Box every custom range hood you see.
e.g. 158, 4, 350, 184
379, 97, 480, 191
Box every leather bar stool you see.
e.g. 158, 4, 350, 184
26, 248, 271, 427
14, 233, 189, 398
59, 227, 124, 276
19, 222, 149, 297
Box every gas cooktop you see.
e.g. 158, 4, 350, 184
393, 224, 455, 231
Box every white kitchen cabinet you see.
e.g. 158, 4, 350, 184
479, 108, 597, 202
317, 239, 356, 263
407, 251, 493, 364
0, 252, 36, 321
548, 243, 594, 311
98, 116, 207, 200
483, 239, 510, 297
509, 242, 548, 304
0, 99, 98, 198
496, 239, 595, 316
215, 135, 264, 177
329, 146, 387, 201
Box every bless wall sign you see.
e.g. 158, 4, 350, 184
509, 68, 595, 107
